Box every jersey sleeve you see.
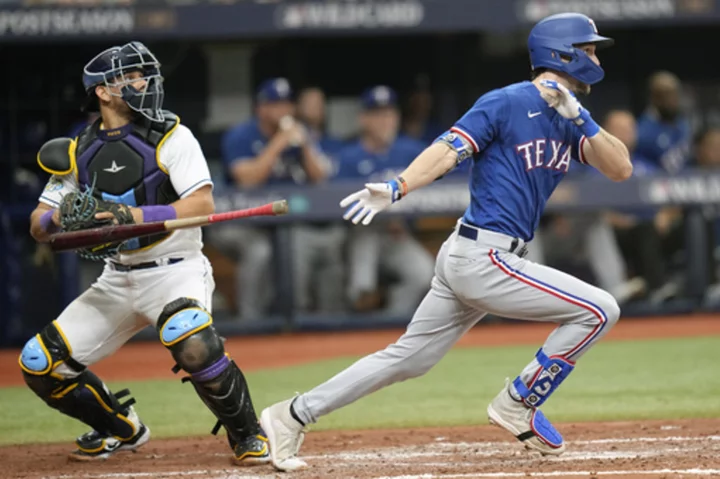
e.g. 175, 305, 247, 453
450, 89, 508, 156
221, 125, 255, 167
569, 124, 589, 165
38, 173, 78, 208
159, 124, 214, 199
332, 146, 361, 180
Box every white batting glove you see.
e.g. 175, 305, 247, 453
340, 179, 405, 225
538, 79, 600, 137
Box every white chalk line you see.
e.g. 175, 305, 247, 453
40, 468, 720, 479
38, 435, 720, 479
375, 470, 720, 479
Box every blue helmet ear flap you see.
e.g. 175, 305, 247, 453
528, 13, 614, 85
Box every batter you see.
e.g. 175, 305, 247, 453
260, 13, 632, 471
20, 42, 269, 465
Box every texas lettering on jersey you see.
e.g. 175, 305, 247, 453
516, 139, 573, 173
435, 81, 586, 241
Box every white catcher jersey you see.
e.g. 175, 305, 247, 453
39, 124, 214, 265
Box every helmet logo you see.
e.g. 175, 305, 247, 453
588, 18, 598, 34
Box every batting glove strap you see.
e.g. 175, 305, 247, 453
574, 108, 600, 138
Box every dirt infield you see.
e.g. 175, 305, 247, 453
3, 419, 720, 478
2, 315, 719, 478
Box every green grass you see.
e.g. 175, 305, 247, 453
1, 336, 719, 445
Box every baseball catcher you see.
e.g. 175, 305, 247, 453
21, 41, 268, 465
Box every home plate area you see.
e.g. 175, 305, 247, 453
6, 419, 720, 479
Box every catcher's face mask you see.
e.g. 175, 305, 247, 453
83, 42, 165, 123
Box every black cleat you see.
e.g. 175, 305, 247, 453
68, 424, 151, 461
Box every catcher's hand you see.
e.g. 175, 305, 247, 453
58, 188, 135, 260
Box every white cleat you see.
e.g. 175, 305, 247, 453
260, 398, 308, 471
487, 384, 566, 456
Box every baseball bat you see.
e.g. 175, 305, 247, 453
49, 200, 289, 253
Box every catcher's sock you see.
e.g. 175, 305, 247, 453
289, 397, 306, 427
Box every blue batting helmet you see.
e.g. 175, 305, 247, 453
82, 41, 165, 122
528, 13, 614, 85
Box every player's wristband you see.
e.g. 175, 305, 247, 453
140, 205, 177, 223
387, 176, 408, 203
39, 209, 59, 234
574, 109, 600, 138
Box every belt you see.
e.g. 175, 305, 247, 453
457, 223, 529, 258
110, 257, 184, 272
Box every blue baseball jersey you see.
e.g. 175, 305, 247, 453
334, 136, 426, 182
635, 111, 691, 173
221, 119, 319, 186
446, 81, 586, 241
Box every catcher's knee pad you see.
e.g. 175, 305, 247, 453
157, 297, 261, 442
513, 349, 575, 408
19, 323, 138, 441
19, 320, 85, 379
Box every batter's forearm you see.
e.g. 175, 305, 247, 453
400, 143, 460, 194
584, 129, 632, 182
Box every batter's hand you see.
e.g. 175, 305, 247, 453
539, 79, 600, 137
340, 183, 397, 225
538, 80, 583, 121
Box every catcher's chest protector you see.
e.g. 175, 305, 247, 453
74, 112, 181, 251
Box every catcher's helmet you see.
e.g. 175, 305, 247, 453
82, 41, 165, 122
528, 13, 614, 85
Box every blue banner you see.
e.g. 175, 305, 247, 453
211, 170, 720, 223
1, 0, 716, 41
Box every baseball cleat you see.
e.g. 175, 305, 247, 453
487, 384, 566, 456
260, 398, 308, 471
231, 432, 271, 466
68, 424, 151, 461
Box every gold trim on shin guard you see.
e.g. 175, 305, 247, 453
157, 298, 263, 446
20, 324, 138, 442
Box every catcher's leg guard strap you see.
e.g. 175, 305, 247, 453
513, 349, 574, 408
22, 367, 138, 441
20, 322, 138, 441
157, 298, 261, 443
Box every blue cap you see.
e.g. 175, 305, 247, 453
256, 78, 293, 103
361, 85, 397, 110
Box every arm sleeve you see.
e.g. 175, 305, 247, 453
38, 174, 78, 208
159, 125, 214, 199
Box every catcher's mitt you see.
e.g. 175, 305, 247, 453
59, 185, 135, 261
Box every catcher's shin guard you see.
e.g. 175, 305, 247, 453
157, 298, 263, 446
19, 322, 140, 441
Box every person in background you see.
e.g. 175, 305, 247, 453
531, 112, 647, 306
296, 87, 346, 163
215, 78, 345, 319
402, 75, 445, 146
635, 71, 692, 174
213, 78, 341, 319
691, 127, 720, 304
335, 85, 435, 314
602, 109, 680, 303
